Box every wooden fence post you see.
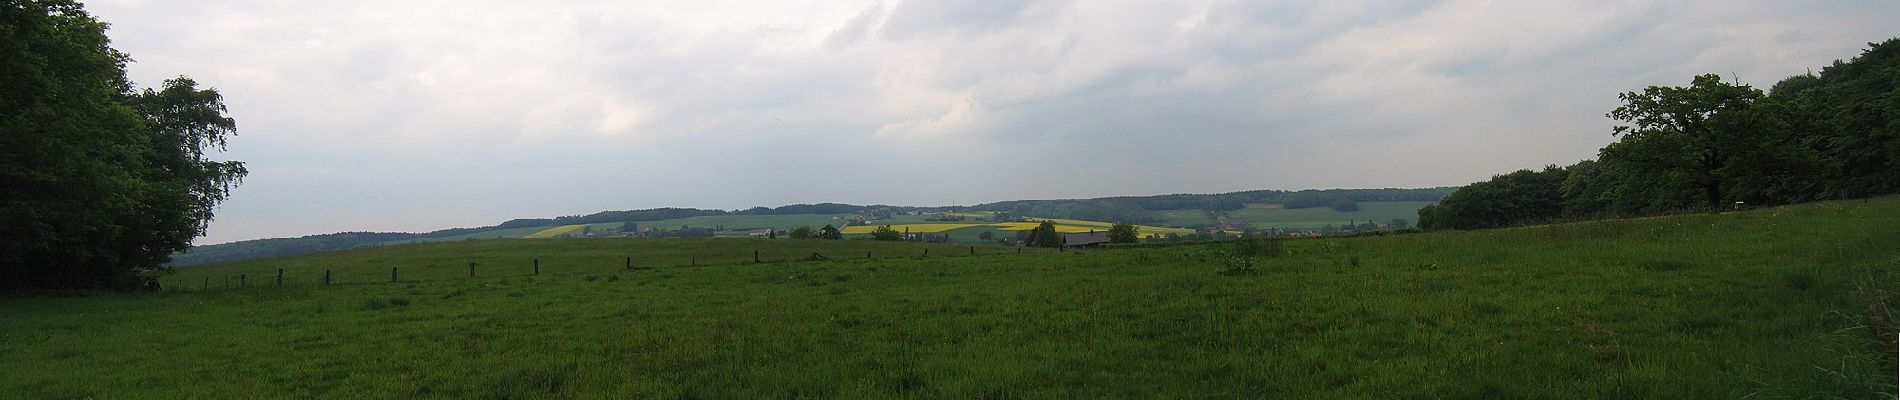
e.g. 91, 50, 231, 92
625, 256, 632, 271
276, 269, 284, 286
391, 267, 399, 283
240, 274, 246, 287
754, 250, 760, 263
203, 277, 209, 290
469, 262, 476, 277
923, 248, 929, 258
534, 258, 540, 275
1017, 246, 1022, 254
969, 246, 975, 255
691, 257, 698, 266
324, 270, 331, 285
866, 251, 872, 259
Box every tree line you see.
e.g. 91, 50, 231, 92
1420, 38, 1900, 230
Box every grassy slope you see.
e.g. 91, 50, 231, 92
5, 198, 1899, 398
1156, 201, 1435, 228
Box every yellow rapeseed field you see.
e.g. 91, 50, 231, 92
523, 224, 588, 239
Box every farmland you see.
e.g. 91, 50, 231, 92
408, 201, 1435, 243
4, 196, 1897, 397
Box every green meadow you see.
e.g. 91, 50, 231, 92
3, 197, 1897, 398
1152, 201, 1435, 229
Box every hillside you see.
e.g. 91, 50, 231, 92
169, 188, 1454, 266
5, 196, 1896, 398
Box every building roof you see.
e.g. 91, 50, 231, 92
1063, 231, 1110, 246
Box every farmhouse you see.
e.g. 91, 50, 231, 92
1063, 231, 1110, 248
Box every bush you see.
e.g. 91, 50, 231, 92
1107, 222, 1139, 244
1220, 255, 1257, 276
869, 225, 902, 241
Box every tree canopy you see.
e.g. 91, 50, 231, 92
1, 1, 246, 292
1422, 38, 1900, 230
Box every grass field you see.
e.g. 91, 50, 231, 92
153, 239, 1039, 288
1153, 201, 1435, 229
12, 198, 1896, 397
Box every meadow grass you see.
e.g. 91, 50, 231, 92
154, 238, 1039, 289
1153, 201, 1435, 229
3, 197, 1898, 398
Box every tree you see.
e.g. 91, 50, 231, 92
789, 226, 815, 239
1106, 222, 1138, 244
817, 224, 842, 240
869, 225, 902, 241
1418, 166, 1569, 230
1025, 221, 1063, 248
2, 1, 245, 292
618, 222, 638, 234
977, 230, 995, 241
1605, 74, 1768, 209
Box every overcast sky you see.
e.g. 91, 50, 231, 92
86, 0, 1898, 244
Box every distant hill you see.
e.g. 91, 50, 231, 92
169, 187, 1455, 267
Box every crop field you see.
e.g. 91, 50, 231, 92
521, 224, 589, 239
582, 214, 848, 233
391, 202, 1431, 246
5, 197, 1897, 397
840, 224, 986, 235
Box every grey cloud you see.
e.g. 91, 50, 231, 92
79, 0, 1900, 244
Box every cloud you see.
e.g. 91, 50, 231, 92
80, 0, 1900, 243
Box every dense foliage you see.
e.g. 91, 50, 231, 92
1024, 221, 1063, 248
868, 225, 902, 241
1423, 38, 1900, 230
1106, 222, 1138, 244
2, 1, 246, 291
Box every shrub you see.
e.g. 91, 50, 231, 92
869, 225, 902, 241
1220, 255, 1257, 276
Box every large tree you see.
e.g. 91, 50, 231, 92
1604, 74, 1768, 209
1, 1, 245, 292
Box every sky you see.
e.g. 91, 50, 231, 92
85, 0, 1899, 244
